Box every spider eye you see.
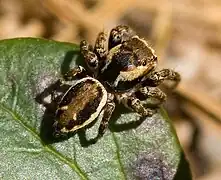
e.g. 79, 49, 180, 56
142, 61, 147, 66
112, 35, 121, 44
114, 35, 120, 40
109, 33, 122, 49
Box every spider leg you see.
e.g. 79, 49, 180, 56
108, 25, 135, 49
80, 40, 99, 75
96, 93, 115, 139
116, 93, 156, 117
63, 65, 87, 81
94, 31, 107, 60
93, 31, 109, 72
142, 69, 181, 88
45, 66, 87, 106
134, 87, 166, 107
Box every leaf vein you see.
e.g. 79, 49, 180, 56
111, 132, 127, 180
3, 147, 43, 153
10, 78, 19, 111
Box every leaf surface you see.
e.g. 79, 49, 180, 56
0, 38, 191, 180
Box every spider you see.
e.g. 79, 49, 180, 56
52, 25, 180, 140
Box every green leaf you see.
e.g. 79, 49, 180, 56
0, 38, 191, 180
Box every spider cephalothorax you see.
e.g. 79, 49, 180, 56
101, 35, 158, 91
52, 25, 181, 140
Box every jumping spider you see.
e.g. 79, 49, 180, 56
52, 25, 180, 140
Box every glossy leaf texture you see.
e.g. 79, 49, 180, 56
0, 38, 192, 180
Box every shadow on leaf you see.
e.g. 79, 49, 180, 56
174, 152, 192, 180
77, 105, 147, 147
60, 50, 85, 77
35, 80, 71, 144
35, 50, 83, 144
109, 104, 146, 132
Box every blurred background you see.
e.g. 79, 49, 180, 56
0, 0, 221, 179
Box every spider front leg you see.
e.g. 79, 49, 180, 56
51, 66, 87, 103
80, 40, 99, 75
94, 31, 107, 60
134, 87, 166, 106
142, 69, 181, 88
96, 93, 115, 139
63, 65, 87, 81
108, 25, 135, 49
116, 93, 156, 117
